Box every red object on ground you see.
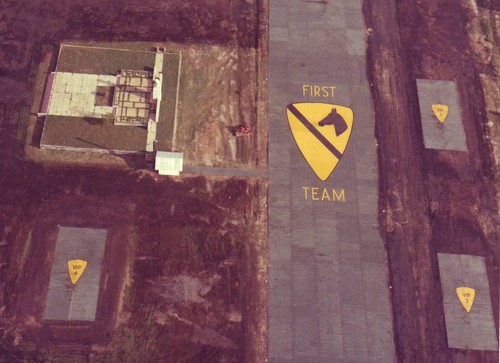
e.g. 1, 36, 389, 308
235, 125, 251, 136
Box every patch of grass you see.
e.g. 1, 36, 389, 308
122, 283, 136, 309
18, 230, 33, 270
45, 353, 88, 363
56, 44, 156, 75
41, 115, 147, 152
90, 315, 161, 363
476, 0, 489, 7
4, 346, 89, 363
480, 18, 494, 39
184, 229, 240, 271
156, 53, 181, 151
485, 18, 500, 77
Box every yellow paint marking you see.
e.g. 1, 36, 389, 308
302, 187, 346, 202
302, 84, 336, 98
432, 104, 449, 123
68, 259, 88, 285
287, 103, 353, 181
456, 287, 475, 312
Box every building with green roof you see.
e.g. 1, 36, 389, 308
39, 44, 182, 166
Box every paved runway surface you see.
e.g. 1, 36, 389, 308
268, 1, 396, 361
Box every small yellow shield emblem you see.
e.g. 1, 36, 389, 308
456, 287, 475, 313
68, 259, 88, 284
287, 103, 353, 181
432, 104, 449, 123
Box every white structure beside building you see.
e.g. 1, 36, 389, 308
155, 151, 184, 176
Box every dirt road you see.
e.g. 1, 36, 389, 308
365, 0, 499, 361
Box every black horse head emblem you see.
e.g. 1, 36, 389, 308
318, 108, 348, 136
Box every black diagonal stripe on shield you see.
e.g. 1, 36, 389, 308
287, 104, 343, 160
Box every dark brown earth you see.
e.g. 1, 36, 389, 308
6, 196, 134, 352
0, 0, 255, 105
0, 164, 267, 362
365, 0, 499, 362
0, 0, 267, 362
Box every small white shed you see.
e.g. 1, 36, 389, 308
155, 151, 184, 176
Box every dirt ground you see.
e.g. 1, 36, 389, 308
365, 0, 499, 362
0, 0, 268, 362
0, 164, 267, 362
4, 196, 135, 352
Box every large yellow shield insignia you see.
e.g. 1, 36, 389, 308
432, 104, 448, 123
287, 103, 353, 181
68, 259, 87, 284
456, 287, 475, 313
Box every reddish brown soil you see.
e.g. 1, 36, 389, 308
365, 0, 499, 362
0, 162, 266, 362
0, 0, 251, 104
4, 196, 134, 355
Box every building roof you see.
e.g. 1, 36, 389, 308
40, 44, 181, 155
41, 115, 147, 153
47, 72, 116, 118
155, 151, 184, 176
113, 69, 154, 126
155, 53, 181, 151
39, 72, 55, 115
56, 44, 156, 75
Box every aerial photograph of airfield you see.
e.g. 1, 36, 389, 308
0, 0, 498, 362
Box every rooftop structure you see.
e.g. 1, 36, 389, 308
39, 44, 183, 172
155, 151, 184, 176
114, 69, 154, 126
